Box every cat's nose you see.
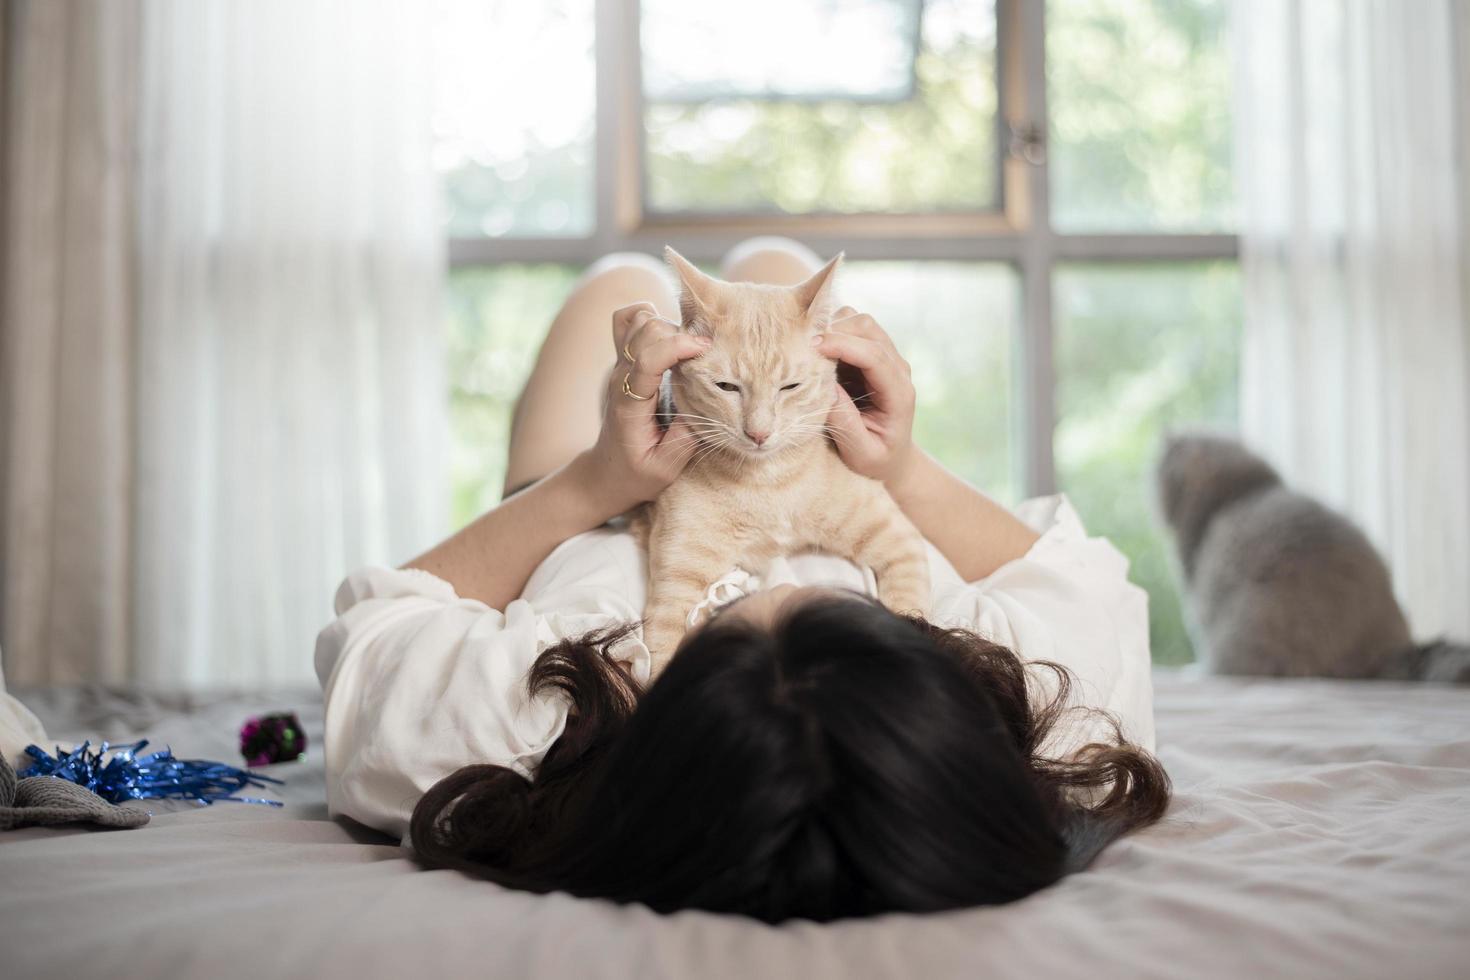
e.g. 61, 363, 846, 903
745, 428, 771, 446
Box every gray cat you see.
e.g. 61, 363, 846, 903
1156, 433, 1469, 682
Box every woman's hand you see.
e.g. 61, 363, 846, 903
814, 307, 919, 488
572, 303, 711, 518
409, 303, 708, 608
812, 306, 1039, 579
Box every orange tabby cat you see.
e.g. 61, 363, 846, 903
633, 248, 930, 670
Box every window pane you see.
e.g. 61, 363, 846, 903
643, 0, 999, 215
448, 265, 579, 527
644, 0, 921, 101
1047, 0, 1234, 232
434, 1, 595, 237
1054, 262, 1241, 664
842, 262, 1018, 504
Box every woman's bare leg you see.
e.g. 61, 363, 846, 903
502, 253, 678, 496
719, 236, 823, 285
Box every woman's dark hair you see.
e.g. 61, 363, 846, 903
409, 597, 1170, 923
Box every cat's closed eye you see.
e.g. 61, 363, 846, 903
780, 382, 802, 391
715, 381, 740, 393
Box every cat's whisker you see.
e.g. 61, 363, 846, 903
671, 444, 706, 466
673, 430, 710, 451
684, 434, 728, 462
667, 441, 718, 462
662, 412, 727, 423
626, 428, 723, 454
827, 436, 858, 454
691, 445, 727, 469
812, 425, 856, 451
671, 430, 718, 460
666, 421, 726, 431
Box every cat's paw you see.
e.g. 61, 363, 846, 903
640, 621, 686, 674
878, 584, 930, 619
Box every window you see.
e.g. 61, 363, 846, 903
439, 0, 1239, 664
642, 0, 1001, 215
435, 0, 597, 236
1048, 0, 1233, 231
1053, 261, 1240, 663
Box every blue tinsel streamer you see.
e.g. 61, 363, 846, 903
19, 740, 285, 808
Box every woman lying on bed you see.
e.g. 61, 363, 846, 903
314, 238, 1170, 924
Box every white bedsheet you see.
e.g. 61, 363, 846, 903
1, 670, 1466, 980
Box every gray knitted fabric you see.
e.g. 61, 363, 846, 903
0, 751, 150, 830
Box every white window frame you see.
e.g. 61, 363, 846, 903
447, 0, 1239, 497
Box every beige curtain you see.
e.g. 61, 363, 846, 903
0, 0, 447, 689
0, 0, 138, 685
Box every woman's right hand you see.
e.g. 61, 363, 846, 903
814, 307, 920, 489
572, 303, 711, 518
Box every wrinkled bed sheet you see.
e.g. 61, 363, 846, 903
1, 671, 1466, 980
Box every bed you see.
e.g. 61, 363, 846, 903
2, 670, 1467, 980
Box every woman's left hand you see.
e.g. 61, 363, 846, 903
814, 307, 919, 488
573, 303, 711, 517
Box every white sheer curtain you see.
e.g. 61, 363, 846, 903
0, 0, 446, 689
1232, 0, 1470, 643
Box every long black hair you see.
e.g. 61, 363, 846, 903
409, 596, 1170, 923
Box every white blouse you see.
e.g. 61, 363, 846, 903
315, 494, 1154, 840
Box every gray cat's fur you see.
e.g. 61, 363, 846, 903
1156, 433, 1470, 682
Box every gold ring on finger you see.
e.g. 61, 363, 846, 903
622, 342, 635, 363
621, 371, 652, 401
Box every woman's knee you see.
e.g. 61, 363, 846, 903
572, 252, 676, 311
720, 236, 823, 285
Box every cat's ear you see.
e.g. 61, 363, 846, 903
664, 246, 721, 329
792, 252, 844, 322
